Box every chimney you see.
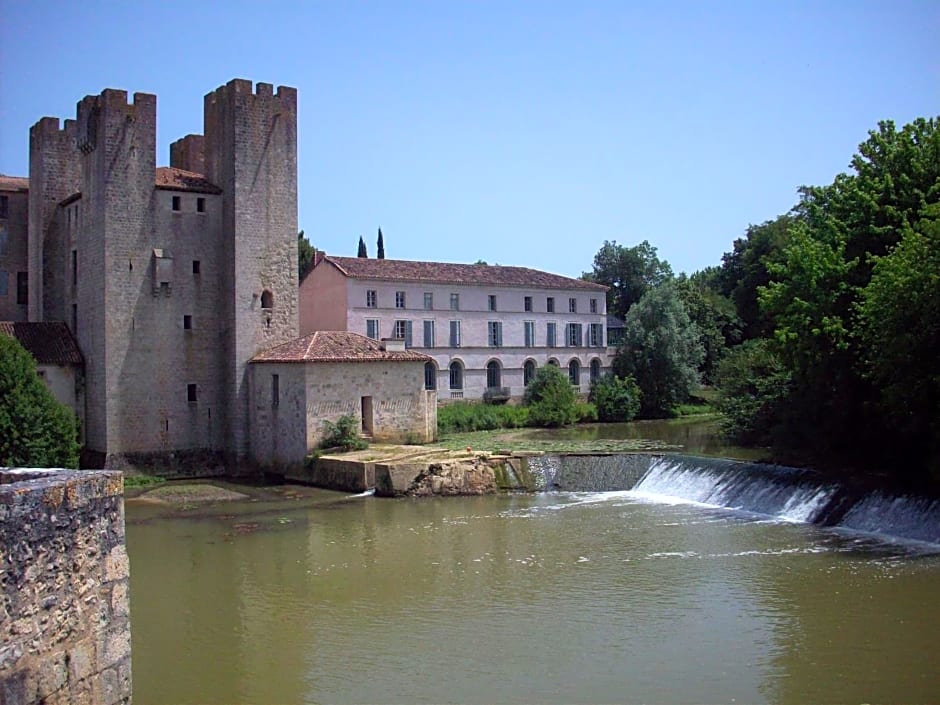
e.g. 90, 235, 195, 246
381, 338, 405, 352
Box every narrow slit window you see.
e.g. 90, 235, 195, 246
183, 315, 192, 330
187, 383, 198, 403
196, 197, 206, 213
272, 374, 280, 407
172, 196, 181, 212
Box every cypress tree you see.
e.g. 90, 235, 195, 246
377, 228, 385, 259
357, 236, 368, 258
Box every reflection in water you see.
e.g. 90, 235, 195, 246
127, 488, 940, 704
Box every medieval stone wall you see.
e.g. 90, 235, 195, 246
0, 186, 29, 322
0, 469, 131, 705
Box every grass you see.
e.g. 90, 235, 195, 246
431, 427, 682, 455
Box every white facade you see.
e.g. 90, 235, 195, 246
300, 256, 613, 401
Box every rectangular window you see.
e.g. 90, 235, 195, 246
172, 196, 181, 212
16, 272, 27, 305
547, 297, 555, 313
524, 321, 535, 347
196, 197, 206, 213
366, 290, 377, 308
423, 320, 435, 348
0, 271, 7, 296
272, 374, 280, 407
0, 195, 8, 219
183, 314, 192, 330
590, 298, 598, 314
395, 291, 406, 309
394, 320, 407, 339
450, 293, 459, 311
424, 292, 433, 310
187, 383, 197, 403
366, 319, 379, 340
589, 323, 604, 347
488, 321, 503, 347
449, 320, 461, 347
524, 296, 532, 312
567, 323, 583, 347
488, 294, 497, 312
546, 322, 556, 348
192, 260, 201, 275
569, 297, 577, 313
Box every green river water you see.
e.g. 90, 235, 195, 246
127, 482, 940, 704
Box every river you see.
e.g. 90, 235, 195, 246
126, 479, 940, 704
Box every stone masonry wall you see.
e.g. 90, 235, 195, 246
0, 469, 131, 705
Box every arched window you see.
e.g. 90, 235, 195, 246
449, 361, 463, 390
424, 361, 437, 391
568, 359, 580, 386
261, 289, 274, 309
590, 358, 601, 383
486, 360, 501, 389
523, 360, 536, 386
547, 358, 559, 367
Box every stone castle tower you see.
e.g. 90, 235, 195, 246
26, 79, 298, 470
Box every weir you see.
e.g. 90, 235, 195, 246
530, 453, 940, 545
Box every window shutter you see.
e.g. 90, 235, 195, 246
405, 321, 413, 348
497, 323, 503, 347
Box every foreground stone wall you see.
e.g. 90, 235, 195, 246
0, 469, 131, 705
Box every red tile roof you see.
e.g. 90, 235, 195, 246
2, 170, 221, 195
154, 167, 221, 194
0, 322, 83, 365
251, 331, 431, 363
0, 175, 29, 192
322, 255, 608, 291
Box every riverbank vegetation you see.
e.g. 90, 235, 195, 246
584, 116, 939, 485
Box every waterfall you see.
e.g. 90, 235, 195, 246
630, 455, 940, 545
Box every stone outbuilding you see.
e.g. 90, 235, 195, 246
248, 331, 437, 471
0, 321, 85, 441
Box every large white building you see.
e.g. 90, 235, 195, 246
299, 254, 613, 401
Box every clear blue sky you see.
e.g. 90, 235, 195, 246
1, 1, 936, 278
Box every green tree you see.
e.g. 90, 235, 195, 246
0, 336, 79, 468
583, 240, 673, 320
589, 374, 641, 422
298, 230, 316, 280
857, 209, 940, 476
357, 236, 368, 258
675, 272, 741, 384
613, 282, 703, 418
716, 214, 793, 339
523, 365, 578, 427
377, 228, 385, 259
714, 339, 791, 446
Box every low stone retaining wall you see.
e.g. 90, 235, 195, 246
285, 457, 375, 492
0, 468, 132, 705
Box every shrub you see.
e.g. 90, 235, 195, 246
523, 366, 578, 427
438, 401, 529, 434
321, 414, 368, 452
0, 335, 79, 468
589, 374, 641, 422
574, 401, 598, 423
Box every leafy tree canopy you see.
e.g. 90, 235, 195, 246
613, 282, 703, 418
583, 240, 673, 320
0, 336, 79, 468
523, 365, 578, 427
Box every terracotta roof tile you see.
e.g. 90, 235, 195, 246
323, 255, 608, 292
0, 175, 29, 192
251, 331, 431, 364
0, 322, 83, 365
154, 167, 222, 194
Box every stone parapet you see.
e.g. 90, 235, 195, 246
0, 468, 131, 705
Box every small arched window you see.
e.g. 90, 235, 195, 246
523, 360, 536, 386
590, 358, 601, 383
486, 360, 501, 389
568, 359, 580, 386
261, 289, 274, 309
449, 361, 463, 390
